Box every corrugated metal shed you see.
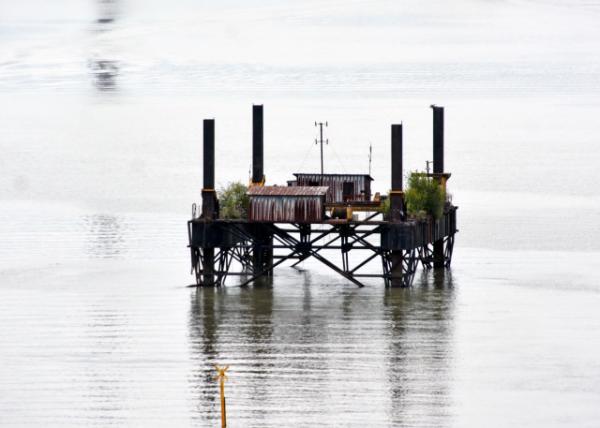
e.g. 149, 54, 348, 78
248, 186, 327, 223
293, 173, 373, 204
248, 186, 328, 196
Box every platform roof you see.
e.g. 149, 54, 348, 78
248, 186, 328, 197
293, 173, 374, 181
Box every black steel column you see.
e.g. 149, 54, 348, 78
431, 105, 445, 268
202, 119, 217, 219
390, 123, 406, 287
390, 123, 405, 222
251, 225, 273, 278
252, 105, 264, 184
201, 118, 216, 285
432, 105, 444, 174
251, 106, 272, 276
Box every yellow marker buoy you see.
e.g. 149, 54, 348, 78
214, 365, 229, 428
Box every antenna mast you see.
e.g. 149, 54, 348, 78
368, 143, 372, 176
426, 160, 433, 174
315, 121, 328, 179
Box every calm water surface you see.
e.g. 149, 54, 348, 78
1, 1, 600, 426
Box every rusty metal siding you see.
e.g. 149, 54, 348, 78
249, 195, 325, 223
294, 174, 372, 203
248, 186, 328, 197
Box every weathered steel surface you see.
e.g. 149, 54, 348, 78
189, 220, 246, 248
248, 186, 328, 196
391, 124, 403, 191
249, 195, 325, 223
431, 105, 446, 267
389, 123, 408, 284
190, 207, 457, 249
390, 123, 405, 222
381, 207, 457, 250
252, 105, 264, 184
380, 221, 421, 250
189, 207, 457, 287
293, 173, 373, 203
414, 207, 458, 244
203, 119, 215, 190
248, 186, 327, 223
202, 119, 217, 221
432, 105, 444, 174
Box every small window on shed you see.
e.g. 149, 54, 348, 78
343, 181, 354, 201
308, 180, 319, 186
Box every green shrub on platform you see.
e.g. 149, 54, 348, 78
404, 172, 445, 220
219, 182, 249, 219
380, 195, 390, 218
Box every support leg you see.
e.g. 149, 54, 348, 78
252, 228, 273, 277
433, 234, 455, 269
390, 250, 404, 287
433, 240, 444, 268
443, 234, 455, 268
191, 246, 216, 286
419, 244, 434, 269
203, 247, 215, 286
382, 249, 418, 288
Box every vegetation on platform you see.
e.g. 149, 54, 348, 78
404, 172, 445, 220
219, 181, 249, 219
381, 195, 391, 218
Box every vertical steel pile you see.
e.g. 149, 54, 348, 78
201, 119, 216, 285
252, 105, 264, 185
390, 123, 407, 286
251, 104, 273, 276
431, 105, 445, 268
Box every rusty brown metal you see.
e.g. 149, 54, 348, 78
248, 186, 328, 196
293, 173, 372, 204
248, 186, 327, 223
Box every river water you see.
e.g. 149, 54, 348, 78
1, 1, 600, 426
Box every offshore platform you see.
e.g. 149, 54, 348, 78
187, 105, 457, 287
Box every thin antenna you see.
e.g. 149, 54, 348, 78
426, 160, 433, 174
368, 143, 372, 176
315, 121, 328, 180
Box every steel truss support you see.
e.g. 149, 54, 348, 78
419, 233, 455, 269
189, 214, 453, 288
230, 246, 253, 271
419, 244, 434, 269
192, 246, 235, 287
252, 233, 273, 277
443, 234, 454, 268
381, 248, 418, 288
238, 223, 376, 287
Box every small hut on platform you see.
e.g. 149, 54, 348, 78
290, 173, 373, 204
248, 186, 328, 223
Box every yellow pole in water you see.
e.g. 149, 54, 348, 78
214, 365, 229, 428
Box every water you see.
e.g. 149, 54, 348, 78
1, 1, 600, 426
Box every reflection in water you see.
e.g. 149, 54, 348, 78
89, 59, 119, 91
188, 288, 221, 424
89, 0, 120, 91
188, 271, 456, 426
97, 0, 118, 24
239, 282, 274, 352
188, 282, 276, 425
80, 307, 128, 423
384, 270, 455, 426
83, 214, 126, 258
239, 282, 274, 426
